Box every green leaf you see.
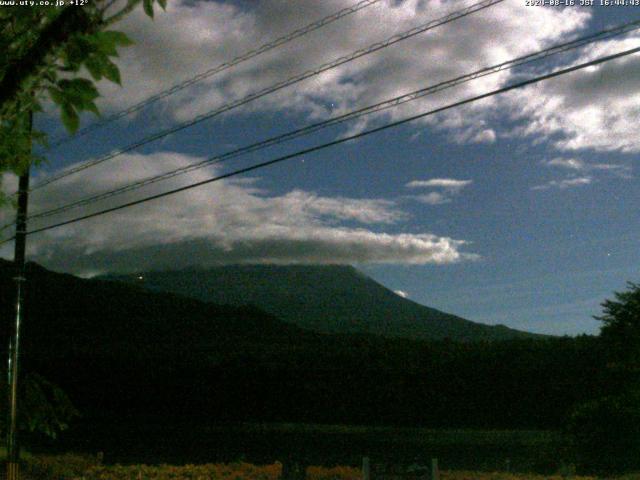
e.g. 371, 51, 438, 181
64, 36, 93, 68
47, 87, 65, 106
85, 100, 100, 117
143, 0, 154, 18
157, 0, 167, 10
102, 59, 121, 85
52, 79, 100, 119
59, 78, 99, 102
85, 56, 104, 81
61, 103, 79, 133
61, 48, 82, 72
43, 69, 57, 83
100, 30, 134, 47
87, 32, 115, 57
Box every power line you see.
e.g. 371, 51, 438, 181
29, 0, 504, 192
19, 18, 640, 224
48, 0, 385, 148
5, 44, 637, 244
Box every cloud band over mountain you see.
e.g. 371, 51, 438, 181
0, 153, 476, 274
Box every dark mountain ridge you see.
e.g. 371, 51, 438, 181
104, 264, 540, 342
0, 259, 310, 362
0, 259, 604, 445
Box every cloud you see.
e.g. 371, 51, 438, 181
90, 0, 589, 146
471, 129, 496, 143
406, 178, 472, 190
503, 36, 640, 152
282, 190, 405, 224
540, 156, 633, 188
412, 192, 451, 205
394, 289, 409, 298
405, 177, 471, 204
0, 152, 477, 274
543, 157, 634, 175
543, 157, 585, 170
532, 176, 592, 191
451, 127, 497, 144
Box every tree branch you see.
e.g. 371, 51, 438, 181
103, 0, 141, 26
0, 6, 101, 112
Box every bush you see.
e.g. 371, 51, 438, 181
568, 388, 640, 474
21, 452, 99, 479
77, 461, 283, 480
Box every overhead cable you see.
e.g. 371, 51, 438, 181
6, 44, 637, 242
30, 0, 504, 192
20, 18, 640, 224
48, 0, 385, 148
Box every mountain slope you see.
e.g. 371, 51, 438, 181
105, 264, 539, 341
0, 259, 329, 424
0, 259, 599, 442
0, 259, 313, 367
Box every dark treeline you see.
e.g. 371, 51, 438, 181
0, 260, 608, 431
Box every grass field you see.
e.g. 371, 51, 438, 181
50, 423, 569, 473
8, 455, 640, 480
9, 424, 632, 478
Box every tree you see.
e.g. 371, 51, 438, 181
568, 387, 640, 473
0, 0, 164, 451
596, 281, 640, 377
0, 0, 165, 201
567, 282, 640, 474
0, 369, 79, 440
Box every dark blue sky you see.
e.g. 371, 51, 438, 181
3, 0, 639, 335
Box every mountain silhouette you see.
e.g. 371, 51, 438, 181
104, 264, 540, 341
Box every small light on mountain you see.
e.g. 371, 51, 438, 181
138, 276, 144, 281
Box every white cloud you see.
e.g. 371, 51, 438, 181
90, 0, 589, 146
405, 177, 471, 204
540, 157, 633, 188
0, 152, 477, 274
406, 178, 472, 190
471, 129, 496, 143
412, 192, 451, 205
544, 157, 585, 170
394, 289, 409, 298
503, 36, 640, 152
532, 176, 592, 191
282, 190, 405, 224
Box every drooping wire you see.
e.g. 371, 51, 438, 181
2, 44, 635, 244
47, 0, 386, 149
17, 18, 640, 225
29, 0, 504, 192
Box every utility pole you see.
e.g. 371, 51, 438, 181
6, 111, 32, 480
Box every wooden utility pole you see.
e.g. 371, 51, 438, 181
6, 112, 32, 480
